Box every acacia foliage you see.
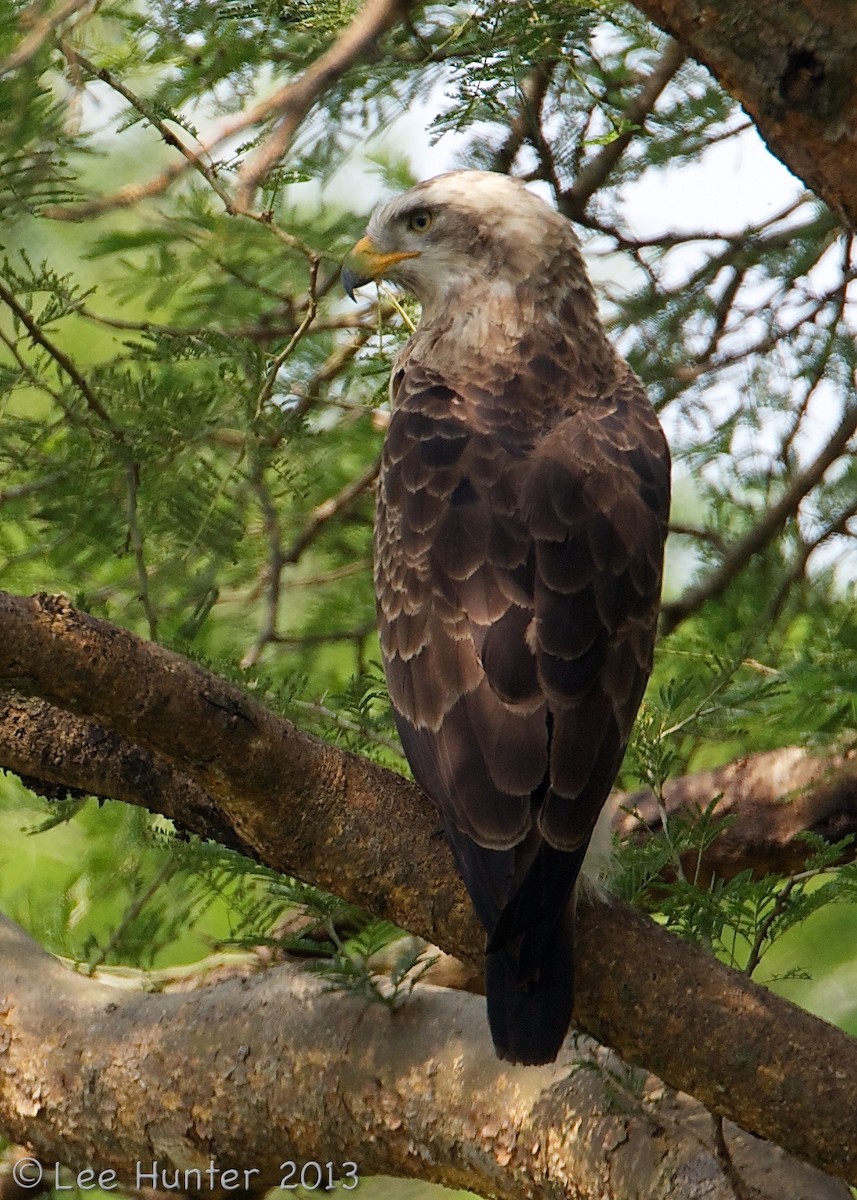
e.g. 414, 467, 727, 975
1, 0, 856, 1011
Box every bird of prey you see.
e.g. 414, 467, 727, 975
342, 170, 670, 1065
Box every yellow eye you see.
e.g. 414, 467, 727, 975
407, 210, 432, 233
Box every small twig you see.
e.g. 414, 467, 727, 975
711, 1115, 764, 1200
235, 0, 418, 209
0, 474, 64, 506
561, 38, 687, 219
660, 401, 857, 635
763, 498, 857, 624
584, 192, 810, 252
41, 150, 188, 220
0, 277, 123, 442
780, 234, 853, 465
83, 858, 179, 974
691, 264, 749, 370
290, 698, 401, 757
280, 561, 370, 590
124, 462, 158, 640
272, 623, 376, 650
254, 256, 320, 419
491, 63, 555, 176
668, 522, 728, 552
281, 458, 380, 566
76, 305, 208, 341
0, 325, 67, 408
0, 0, 92, 78
292, 318, 393, 412
743, 877, 801, 981
241, 467, 285, 670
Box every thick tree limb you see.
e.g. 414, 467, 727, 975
2, 592, 857, 1185
616, 745, 857, 882
6, 688, 854, 887
630, 0, 857, 230
0, 914, 849, 1200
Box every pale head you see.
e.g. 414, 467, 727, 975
342, 170, 589, 322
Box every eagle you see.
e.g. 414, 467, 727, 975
342, 170, 670, 1065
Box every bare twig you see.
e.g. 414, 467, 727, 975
561, 38, 687, 219
281, 458, 380, 566
660, 401, 857, 634
0, 0, 92, 78
124, 462, 158, 640
235, 0, 418, 209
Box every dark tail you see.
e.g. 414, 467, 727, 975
485, 902, 576, 1064
442, 824, 590, 1065
484, 841, 588, 1065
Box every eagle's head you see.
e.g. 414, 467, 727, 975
342, 170, 589, 323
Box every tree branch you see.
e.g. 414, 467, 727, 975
660, 400, 857, 634
57, 46, 240, 215
1, 915, 848, 1200
615, 745, 857, 882
1, 592, 857, 1183
41, 0, 417, 223
235, 0, 419, 209
0, 278, 122, 441
280, 457, 380, 566
629, 0, 857, 230
560, 38, 687, 219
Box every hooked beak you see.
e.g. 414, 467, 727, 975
341, 235, 421, 301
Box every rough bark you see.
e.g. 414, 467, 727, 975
615, 745, 857, 881
2, 592, 857, 1186
0, 914, 850, 1200
631, 0, 857, 229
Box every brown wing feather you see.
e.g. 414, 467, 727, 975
377, 364, 669, 852
520, 373, 671, 848
376, 370, 544, 850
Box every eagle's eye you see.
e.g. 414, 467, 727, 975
407, 209, 433, 233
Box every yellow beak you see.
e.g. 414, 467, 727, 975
341, 235, 421, 300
